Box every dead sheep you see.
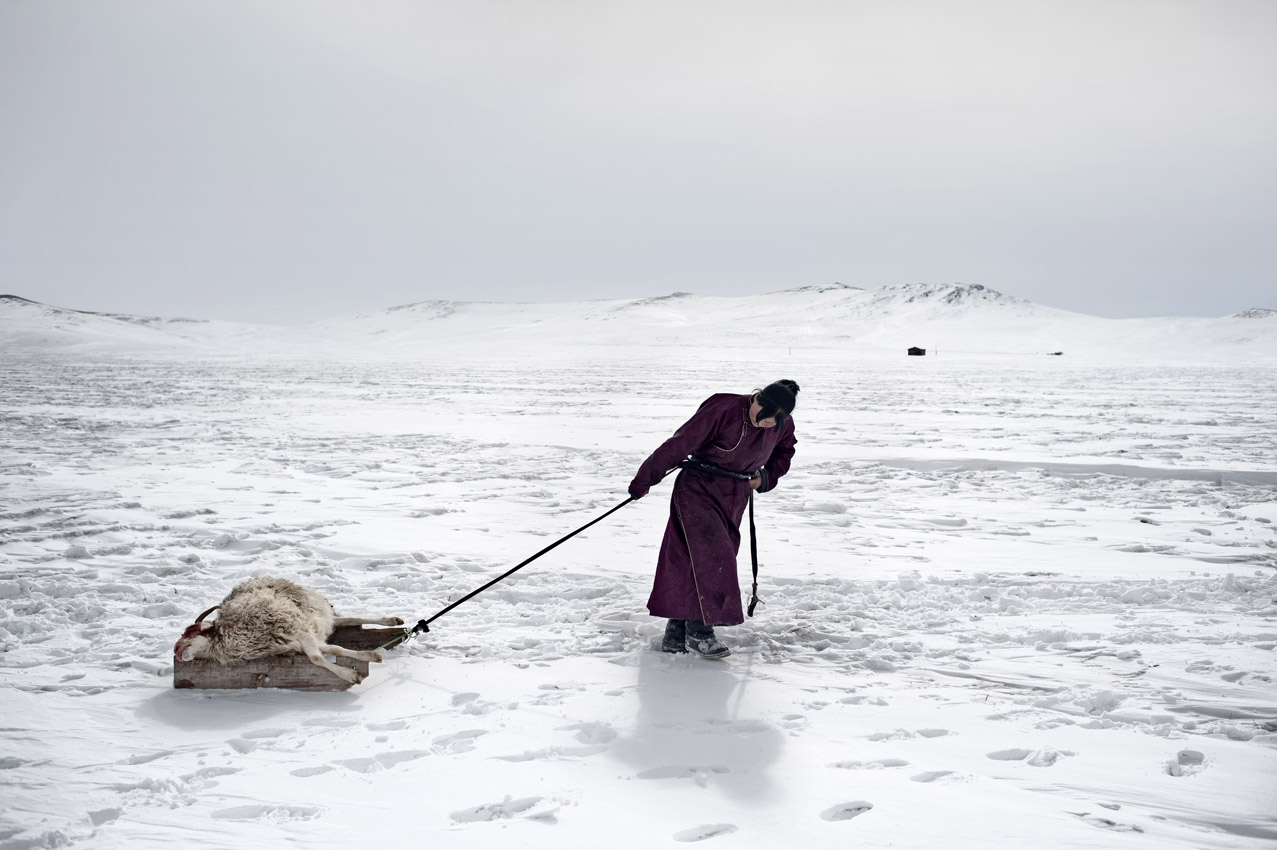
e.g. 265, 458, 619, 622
174, 576, 403, 684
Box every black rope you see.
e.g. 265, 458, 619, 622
411, 497, 634, 635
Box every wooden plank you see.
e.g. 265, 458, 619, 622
173, 654, 368, 691
171, 626, 406, 691
328, 625, 409, 651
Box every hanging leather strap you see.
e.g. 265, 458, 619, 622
746, 490, 762, 617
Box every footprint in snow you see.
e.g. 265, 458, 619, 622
531, 681, 587, 706
333, 750, 430, 773
821, 801, 874, 822
496, 744, 609, 762
674, 824, 738, 842
778, 713, 809, 731
450, 795, 559, 824
182, 766, 240, 783
560, 721, 617, 745
302, 717, 360, 729
863, 724, 914, 740
212, 804, 323, 822
637, 765, 731, 786
240, 727, 290, 740
433, 729, 488, 754
119, 749, 175, 765
1167, 749, 1205, 777
290, 765, 334, 778
1026, 747, 1075, 767
830, 758, 909, 770
1069, 812, 1144, 833
452, 692, 504, 716
986, 747, 1074, 766
911, 771, 956, 783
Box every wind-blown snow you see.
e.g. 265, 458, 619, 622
2, 290, 1276, 848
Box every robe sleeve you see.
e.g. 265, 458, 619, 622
757, 419, 796, 494
629, 396, 731, 496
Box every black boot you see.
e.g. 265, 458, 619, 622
662, 619, 688, 653
685, 619, 731, 659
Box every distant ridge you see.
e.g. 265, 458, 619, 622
373, 282, 1023, 317
0, 293, 206, 326
4, 286, 1277, 362
780, 283, 864, 294
874, 282, 1026, 307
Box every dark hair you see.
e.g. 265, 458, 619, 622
756, 379, 800, 424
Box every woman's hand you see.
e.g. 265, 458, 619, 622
749, 473, 763, 491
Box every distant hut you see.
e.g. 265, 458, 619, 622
907, 346, 926, 356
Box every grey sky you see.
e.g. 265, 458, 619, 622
2, 0, 1274, 324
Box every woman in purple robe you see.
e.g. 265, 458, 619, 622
628, 380, 799, 658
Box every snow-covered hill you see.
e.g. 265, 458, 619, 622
3, 285, 1276, 362
0, 294, 318, 356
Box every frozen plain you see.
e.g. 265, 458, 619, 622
2, 293, 1277, 849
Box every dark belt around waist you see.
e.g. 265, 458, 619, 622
679, 458, 755, 481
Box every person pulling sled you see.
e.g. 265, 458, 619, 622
628, 380, 799, 658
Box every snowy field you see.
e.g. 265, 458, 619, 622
2, 342, 1276, 849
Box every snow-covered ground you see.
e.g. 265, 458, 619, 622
2, 291, 1276, 848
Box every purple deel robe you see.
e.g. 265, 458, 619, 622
629, 393, 797, 626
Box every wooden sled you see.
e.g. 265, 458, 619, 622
172, 625, 410, 692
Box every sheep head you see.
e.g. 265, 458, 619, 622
174, 621, 215, 661
174, 604, 220, 661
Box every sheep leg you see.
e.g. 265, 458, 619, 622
299, 638, 361, 684
332, 616, 404, 627
320, 643, 383, 664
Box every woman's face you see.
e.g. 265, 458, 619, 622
749, 395, 780, 429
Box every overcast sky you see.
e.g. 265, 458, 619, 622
2, 0, 1274, 324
